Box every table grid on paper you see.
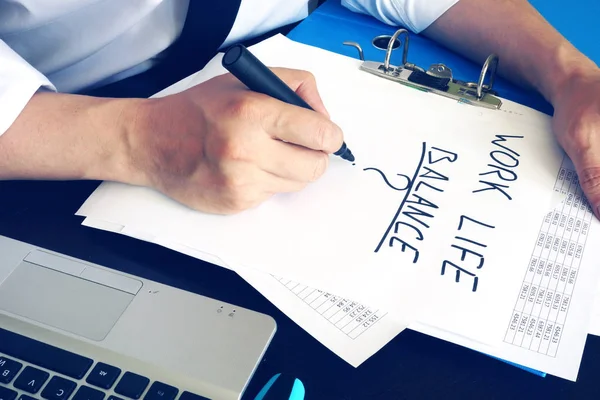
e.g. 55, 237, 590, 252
504, 159, 593, 357
273, 276, 388, 339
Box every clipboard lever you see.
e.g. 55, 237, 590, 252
343, 28, 502, 110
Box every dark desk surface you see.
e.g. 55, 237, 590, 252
2, 1, 600, 399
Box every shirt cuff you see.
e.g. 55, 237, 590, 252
0, 41, 56, 136
341, 0, 460, 33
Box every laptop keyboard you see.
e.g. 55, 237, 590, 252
0, 328, 209, 400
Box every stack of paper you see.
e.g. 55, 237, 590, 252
76, 35, 600, 381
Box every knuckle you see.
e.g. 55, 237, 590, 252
312, 120, 333, 150
578, 165, 600, 194
295, 181, 309, 192
227, 95, 259, 120
213, 138, 246, 162
222, 192, 251, 214
218, 174, 261, 213
311, 152, 329, 181
312, 120, 342, 152
221, 173, 246, 193
285, 69, 317, 88
566, 118, 593, 153
225, 199, 250, 214
301, 70, 317, 85
226, 194, 262, 214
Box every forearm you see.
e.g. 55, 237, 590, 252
0, 91, 143, 182
422, 0, 597, 105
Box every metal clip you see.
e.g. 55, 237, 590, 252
343, 28, 502, 110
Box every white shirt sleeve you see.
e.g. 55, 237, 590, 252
341, 0, 460, 33
0, 40, 56, 137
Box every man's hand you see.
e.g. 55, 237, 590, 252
551, 69, 600, 218
0, 68, 343, 214
421, 0, 600, 219
125, 68, 343, 214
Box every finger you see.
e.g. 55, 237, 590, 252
571, 153, 600, 220
263, 171, 310, 194
218, 170, 306, 212
259, 95, 345, 154
559, 117, 600, 220
269, 67, 330, 118
206, 162, 308, 213
255, 136, 330, 182
215, 173, 307, 213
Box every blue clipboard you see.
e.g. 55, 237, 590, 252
288, 0, 556, 114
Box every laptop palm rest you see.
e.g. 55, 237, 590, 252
0, 254, 135, 341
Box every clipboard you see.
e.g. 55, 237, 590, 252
288, 2, 548, 378
343, 28, 503, 110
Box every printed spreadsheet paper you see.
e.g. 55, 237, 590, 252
411, 157, 600, 381
77, 35, 569, 350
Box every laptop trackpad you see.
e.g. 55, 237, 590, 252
0, 261, 134, 341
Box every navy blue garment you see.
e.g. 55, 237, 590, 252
82, 0, 242, 98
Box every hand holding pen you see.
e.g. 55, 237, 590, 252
222, 44, 354, 162
123, 43, 348, 216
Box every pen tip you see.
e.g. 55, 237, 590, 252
342, 149, 355, 162
333, 143, 355, 162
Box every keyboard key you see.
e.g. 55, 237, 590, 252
108, 396, 124, 400
72, 386, 105, 400
13, 366, 49, 394
41, 376, 77, 400
114, 372, 149, 399
0, 328, 93, 379
0, 385, 18, 400
86, 363, 121, 389
18, 395, 36, 400
179, 392, 210, 400
0, 356, 22, 384
143, 382, 178, 400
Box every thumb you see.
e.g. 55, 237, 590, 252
571, 154, 600, 220
270, 67, 331, 119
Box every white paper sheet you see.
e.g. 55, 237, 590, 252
235, 186, 600, 379
413, 159, 600, 381
588, 283, 600, 336
241, 273, 402, 368
79, 218, 404, 368
81, 154, 600, 379
82, 172, 600, 380
77, 34, 569, 348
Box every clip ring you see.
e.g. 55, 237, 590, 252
383, 28, 410, 71
476, 54, 499, 99
342, 41, 365, 61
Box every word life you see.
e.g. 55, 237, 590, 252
441, 214, 496, 292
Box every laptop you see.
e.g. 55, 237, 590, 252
0, 235, 277, 400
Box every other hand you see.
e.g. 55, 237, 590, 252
124, 67, 343, 214
551, 68, 600, 219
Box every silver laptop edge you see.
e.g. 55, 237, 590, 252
0, 235, 277, 400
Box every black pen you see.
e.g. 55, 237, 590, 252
221, 44, 355, 162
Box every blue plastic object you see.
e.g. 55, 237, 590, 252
254, 373, 305, 400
